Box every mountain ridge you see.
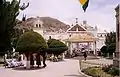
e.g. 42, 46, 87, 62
20, 16, 70, 32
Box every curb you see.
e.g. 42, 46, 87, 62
79, 69, 92, 77
78, 60, 92, 77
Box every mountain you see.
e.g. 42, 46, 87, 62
40, 17, 70, 32
22, 16, 70, 32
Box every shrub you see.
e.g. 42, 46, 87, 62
48, 39, 66, 48
47, 39, 68, 56
107, 43, 116, 55
102, 64, 113, 72
82, 67, 113, 77
16, 31, 48, 54
102, 65, 119, 76
100, 46, 107, 56
108, 68, 119, 76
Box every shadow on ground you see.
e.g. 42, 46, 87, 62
64, 74, 85, 77
12, 66, 46, 71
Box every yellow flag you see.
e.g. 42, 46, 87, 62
80, 0, 87, 5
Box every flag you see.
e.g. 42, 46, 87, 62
79, 0, 89, 12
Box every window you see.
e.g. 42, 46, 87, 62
36, 24, 38, 27
49, 36, 51, 39
39, 24, 41, 27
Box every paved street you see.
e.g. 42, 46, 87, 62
0, 59, 85, 77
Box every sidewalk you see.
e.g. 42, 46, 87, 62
0, 59, 85, 77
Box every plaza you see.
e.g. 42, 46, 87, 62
0, 0, 119, 77
0, 57, 113, 77
0, 59, 83, 77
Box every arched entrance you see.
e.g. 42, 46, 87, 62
64, 32, 97, 57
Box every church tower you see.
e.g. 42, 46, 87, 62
33, 17, 44, 36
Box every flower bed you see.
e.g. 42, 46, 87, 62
82, 66, 119, 77
102, 65, 119, 76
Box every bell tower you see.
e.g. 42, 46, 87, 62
33, 17, 44, 36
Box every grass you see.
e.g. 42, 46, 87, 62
82, 66, 119, 77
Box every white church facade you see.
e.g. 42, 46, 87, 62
32, 17, 108, 54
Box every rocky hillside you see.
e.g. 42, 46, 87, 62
20, 17, 70, 32
40, 17, 70, 32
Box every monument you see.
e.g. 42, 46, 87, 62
114, 4, 120, 68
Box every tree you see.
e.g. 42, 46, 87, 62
105, 32, 116, 45
11, 28, 23, 48
100, 46, 107, 56
107, 43, 116, 55
101, 32, 116, 57
16, 31, 48, 56
15, 31, 48, 68
105, 32, 116, 55
47, 39, 68, 57
0, 0, 29, 56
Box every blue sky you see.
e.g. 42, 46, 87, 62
17, 0, 120, 31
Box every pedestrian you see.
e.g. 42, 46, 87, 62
83, 52, 87, 60
30, 54, 34, 68
36, 53, 41, 68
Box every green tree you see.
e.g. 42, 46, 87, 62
16, 31, 48, 56
107, 43, 116, 55
15, 31, 48, 68
11, 28, 23, 48
0, 0, 29, 56
100, 46, 107, 57
105, 32, 116, 45
47, 39, 68, 57
101, 32, 116, 57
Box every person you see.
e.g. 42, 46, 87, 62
30, 54, 34, 68
36, 53, 41, 68
83, 52, 87, 60
18, 55, 21, 61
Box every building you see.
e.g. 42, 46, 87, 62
96, 29, 108, 51
27, 17, 108, 55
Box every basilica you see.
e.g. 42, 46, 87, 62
26, 17, 108, 56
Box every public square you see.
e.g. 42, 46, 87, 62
0, 0, 119, 77
0, 56, 113, 77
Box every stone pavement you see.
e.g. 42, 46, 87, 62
0, 59, 85, 77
